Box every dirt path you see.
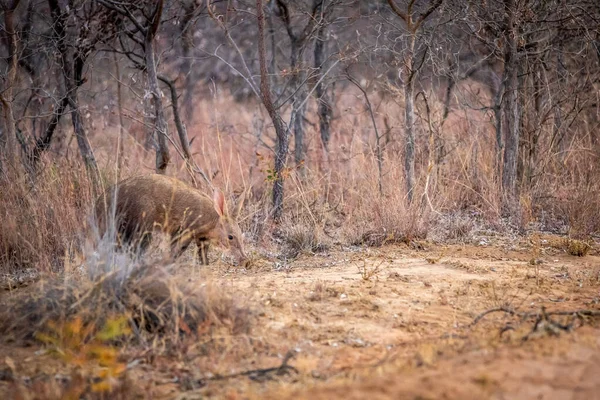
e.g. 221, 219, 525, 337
1, 241, 599, 399
227, 244, 600, 399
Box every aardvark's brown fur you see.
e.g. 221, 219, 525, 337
95, 174, 247, 265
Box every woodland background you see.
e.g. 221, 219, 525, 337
0, 0, 599, 271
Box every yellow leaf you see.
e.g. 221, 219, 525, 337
91, 380, 112, 393
112, 363, 127, 376
96, 316, 131, 341
34, 332, 57, 345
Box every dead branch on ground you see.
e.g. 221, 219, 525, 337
470, 306, 600, 340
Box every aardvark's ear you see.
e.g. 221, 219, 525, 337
213, 189, 225, 217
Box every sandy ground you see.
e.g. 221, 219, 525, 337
1, 237, 600, 399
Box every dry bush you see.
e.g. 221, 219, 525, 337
277, 218, 330, 258
343, 191, 429, 247
566, 239, 591, 257
0, 164, 94, 275
307, 280, 340, 301
557, 186, 600, 239
0, 254, 252, 347
430, 212, 476, 242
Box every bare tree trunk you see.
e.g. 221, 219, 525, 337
493, 87, 503, 178
257, 0, 288, 220
0, 1, 21, 168
145, 0, 170, 173
314, 23, 332, 153
347, 73, 383, 195
181, 0, 196, 121
291, 42, 307, 171
293, 96, 307, 169
386, 0, 443, 202
404, 34, 417, 202
143, 72, 157, 151
501, 0, 520, 202
441, 61, 456, 126
267, 1, 279, 94
289, 37, 307, 172
114, 51, 125, 176
159, 75, 211, 187
553, 42, 567, 162
48, 0, 99, 181
30, 96, 69, 165
524, 59, 543, 186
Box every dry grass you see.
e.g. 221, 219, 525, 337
344, 191, 430, 247
0, 164, 94, 275
566, 239, 591, 257
0, 259, 252, 347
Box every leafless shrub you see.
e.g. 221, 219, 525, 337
430, 212, 476, 242
357, 260, 385, 281
345, 193, 429, 247
566, 239, 591, 257
0, 250, 252, 347
307, 281, 339, 301
0, 165, 93, 274
277, 219, 330, 258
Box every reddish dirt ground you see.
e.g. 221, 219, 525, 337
1, 237, 599, 399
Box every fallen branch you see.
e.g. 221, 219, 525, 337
192, 350, 298, 387
470, 305, 600, 340
470, 306, 516, 327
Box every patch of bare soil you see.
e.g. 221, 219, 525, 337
1, 239, 599, 399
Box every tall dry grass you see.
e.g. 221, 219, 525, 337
0, 163, 95, 275
2, 84, 599, 276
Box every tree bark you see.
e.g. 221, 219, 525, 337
553, 40, 567, 162
501, 0, 520, 202
314, 23, 332, 153
386, 0, 443, 203
404, 33, 417, 202
257, 0, 288, 220
290, 40, 307, 170
143, 72, 157, 151
114, 51, 125, 176
145, 0, 169, 173
29, 96, 69, 165
48, 0, 99, 180
0, 1, 21, 168
180, 0, 196, 121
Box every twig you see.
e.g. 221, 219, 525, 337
470, 306, 600, 339
196, 350, 298, 385
470, 306, 516, 327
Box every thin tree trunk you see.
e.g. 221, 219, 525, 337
404, 34, 417, 202
493, 87, 503, 178
257, 0, 288, 220
267, 1, 278, 95
501, 0, 520, 202
30, 96, 69, 165
348, 73, 383, 195
525, 59, 543, 186
143, 72, 157, 151
553, 42, 567, 162
114, 51, 125, 176
385, 0, 443, 203
181, 0, 195, 121
48, 0, 99, 181
290, 40, 307, 172
0, 2, 21, 168
314, 23, 332, 153
159, 75, 212, 186
145, 0, 169, 173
